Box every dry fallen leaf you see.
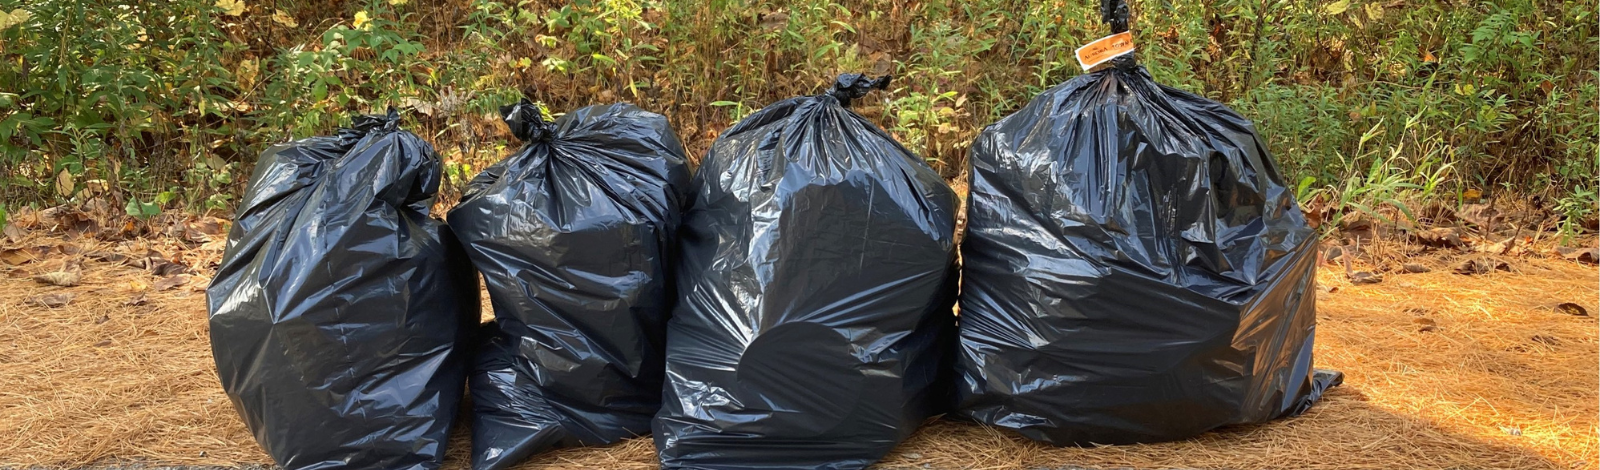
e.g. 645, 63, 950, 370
3, 224, 25, 242
0, 8, 34, 31
1530, 334, 1561, 346
759, 11, 789, 31
154, 274, 191, 291
270, 9, 297, 27
200, 237, 228, 253
1349, 271, 1383, 285
192, 217, 226, 236
1321, 245, 1341, 261
1340, 213, 1374, 233
1476, 237, 1515, 255
0, 248, 35, 265
216, 0, 246, 17
125, 294, 149, 306
1323, 0, 1349, 15
154, 260, 188, 276
1555, 302, 1589, 317
87, 251, 128, 263
8, 206, 37, 228
1410, 227, 1464, 248
183, 227, 209, 243
55, 169, 75, 198
1554, 246, 1598, 265
1364, 2, 1383, 20
141, 254, 190, 276
1454, 258, 1510, 275
34, 270, 81, 287
1457, 203, 1503, 230
30, 293, 75, 308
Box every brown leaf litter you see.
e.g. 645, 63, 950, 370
0, 229, 1594, 470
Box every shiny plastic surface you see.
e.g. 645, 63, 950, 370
447, 101, 691, 470
207, 110, 479, 470
954, 51, 1342, 445
653, 74, 960, 470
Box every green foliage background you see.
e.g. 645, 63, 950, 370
0, 0, 1594, 226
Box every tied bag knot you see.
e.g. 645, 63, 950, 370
501, 99, 557, 143
1101, 0, 1129, 33
826, 73, 891, 107
339, 107, 401, 143
1098, 0, 1137, 70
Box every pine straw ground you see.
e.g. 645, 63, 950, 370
0, 229, 1595, 470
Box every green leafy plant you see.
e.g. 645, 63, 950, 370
708, 101, 752, 122
0, 0, 1590, 227
125, 198, 160, 220
1554, 186, 1598, 240
888, 87, 962, 173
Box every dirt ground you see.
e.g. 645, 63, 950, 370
0, 220, 1595, 470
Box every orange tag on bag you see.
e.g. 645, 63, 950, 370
1075, 32, 1135, 72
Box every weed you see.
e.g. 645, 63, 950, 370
0, 0, 1592, 234
1555, 186, 1598, 240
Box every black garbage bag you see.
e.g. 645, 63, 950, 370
653, 74, 960, 470
207, 109, 478, 470
954, 2, 1342, 446
446, 101, 691, 470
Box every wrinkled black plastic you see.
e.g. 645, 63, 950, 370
654, 75, 960, 470
447, 101, 691, 470
954, 16, 1342, 444
208, 110, 478, 470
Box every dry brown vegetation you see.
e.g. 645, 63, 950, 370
4, 1, 1598, 468
0, 203, 1594, 469
4, 0, 1596, 235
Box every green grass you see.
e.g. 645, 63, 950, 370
0, 0, 1594, 235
